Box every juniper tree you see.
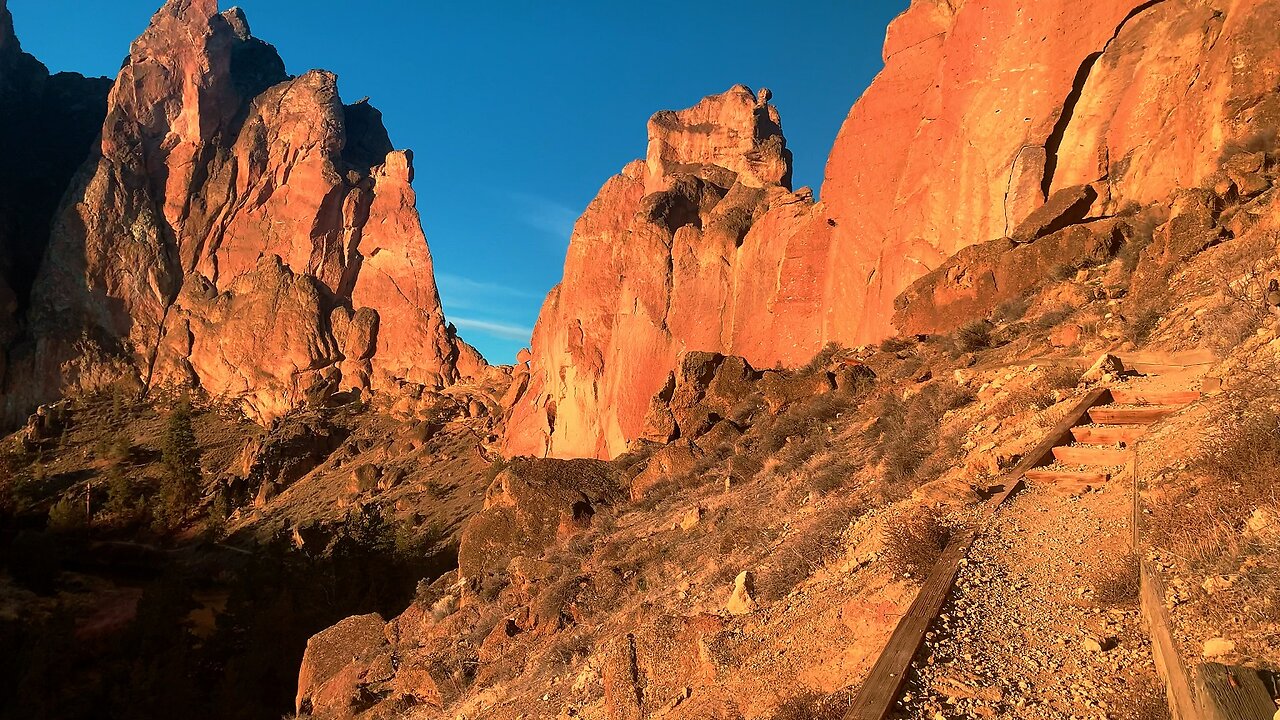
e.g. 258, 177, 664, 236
155, 397, 201, 529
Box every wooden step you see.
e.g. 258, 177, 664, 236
1024, 469, 1110, 484
1070, 425, 1147, 445
1087, 405, 1178, 425
1109, 388, 1201, 406
1051, 445, 1133, 466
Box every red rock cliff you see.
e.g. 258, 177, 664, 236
7, 0, 482, 423
506, 0, 1280, 459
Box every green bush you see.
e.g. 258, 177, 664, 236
154, 398, 202, 530
48, 494, 89, 533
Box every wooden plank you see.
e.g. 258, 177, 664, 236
843, 389, 1115, 720
1117, 349, 1218, 368
1089, 406, 1178, 425
1141, 559, 1201, 720
1110, 388, 1202, 406
1051, 445, 1132, 466
1130, 362, 1213, 376
1071, 425, 1148, 445
1195, 663, 1275, 720
1025, 468, 1110, 484
1014, 388, 1113, 474
843, 530, 977, 720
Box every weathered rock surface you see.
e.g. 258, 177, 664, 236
504, 86, 822, 459
457, 458, 625, 583
894, 219, 1124, 335
508, 0, 1280, 459
4, 0, 480, 424
0, 0, 110, 381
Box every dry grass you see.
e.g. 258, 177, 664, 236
1124, 306, 1161, 345
756, 504, 859, 602
882, 507, 953, 578
1147, 404, 1280, 654
1105, 675, 1172, 720
769, 690, 851, 720
879, 336, 916, 353
866, 381, 974, 493
1033, 304, 1076, 330
1086, 551, 1140, 607
1040, 364, 1084, 391
991, 294, 1033, 324
955, 320, 994, 353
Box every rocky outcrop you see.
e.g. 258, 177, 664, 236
504, 86, 823, 458
894, 219, 1125, 336
820, 0, 1280, 345
457, 458, 624, 583
0, 0, 110, 381
508, 0, 1280, 459
4, 0, 480, 424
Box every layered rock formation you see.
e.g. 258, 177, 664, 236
504, 85, 825, 458
4, 0, 480, 423
508, 0, 1280, 459
0, 0, 110, 381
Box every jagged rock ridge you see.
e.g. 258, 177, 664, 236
507, 0, 1280, 460
0, 0, 111, 385
3, 0, 482, 424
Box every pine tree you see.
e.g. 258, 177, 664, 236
155, 397, 201, 530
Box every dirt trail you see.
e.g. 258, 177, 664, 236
894, 471, 1158, 719
892, 369, 1214, 720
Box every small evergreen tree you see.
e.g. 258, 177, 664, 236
103, 464, 140, 524
154, 397, 201, 530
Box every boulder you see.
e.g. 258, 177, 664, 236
457, 458, 624, 582
725, 571, 758, 615
295, 613, 391, 717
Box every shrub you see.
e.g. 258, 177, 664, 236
955, 320, 994, 353
205, 490, 230, 539
878, 336, 915, 353
48, 494, 89, 533
882, 507, 952, 578
868, 382, 973, 488
1087, 551, 1139, 607
1033, 305, 1075, 330
991, 295, 1032, 324
1124, 307, 1161, 345
103, 465, 142, 523
798, 342, 846, 375
1039, 365, 1083, 391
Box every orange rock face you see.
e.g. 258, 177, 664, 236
508, 0, 1280, 459
8, 0, 479, 423
503, 86, 823, 458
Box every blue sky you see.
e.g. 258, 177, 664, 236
9, 0, 908, 363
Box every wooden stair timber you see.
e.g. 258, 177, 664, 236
1024, 469, 1110, 484
842, 389, 1113, 720
1109, 388, 1201, 406
1087, 405, 1178, 425
1051, 445, 1133, 466
1070, 425, 1147, 445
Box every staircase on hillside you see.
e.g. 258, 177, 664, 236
1023, 384, 1204, 496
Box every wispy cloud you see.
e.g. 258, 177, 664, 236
509, 192, 580, 241
451, 317, 534, 341
437, 273, 540, 301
